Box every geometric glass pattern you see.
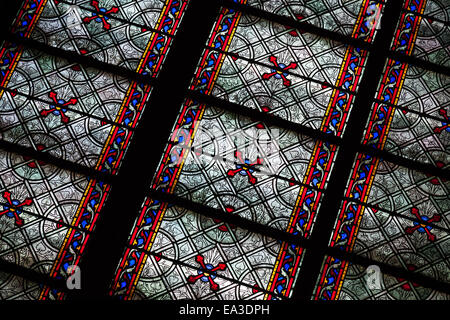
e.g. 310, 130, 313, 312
1, 0, 448, 303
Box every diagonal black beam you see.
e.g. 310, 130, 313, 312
0, 140, 115, 184
358, 146, 450, 180
218, 0, 374, 51
341, 197, 450, 234
124, 245, 288, 300
1, 0, 448, 300
168, 142, 326, 193
0, 258, 68, 294
324, 249, 450, 296
203, 45, 357, 96
14, 178, 442, 297
373, 97, 449, 123
291, 0, 406, 300
187, 90, 343, 146
66, 0, 224, 300
387, 50, 450, 77
0, 201, 93, 233
1, 33, 156, 85
218, 0, 450, 77
402, 8, 450, 26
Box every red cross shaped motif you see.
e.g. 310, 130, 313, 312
405, 207, 441, 242
262, 56, 297, 87
39, 91, 77, 123
0, 191, 32, 227
187, 255, 227, 291
82, 0, 119, 30
226, 150, 263, 185
433, 108, 450, 134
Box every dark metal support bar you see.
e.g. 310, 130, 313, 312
203, 45, 357, 96
0, 202, 92, 233
291, 0, 406, 300
341, 197, 450, 234
0, 140, 115, 184
1, 33, 156, 85
66, 0, 223, 300
218, 0, 373, 51
125, 244, 288, 300
388, 50, 450, 77
0, 85, 132, 130
218, 0, 450, 77
0, 258, 68, 294
187, 90, 343, 146
188, 91, 450, 181
57, 0, 176, 38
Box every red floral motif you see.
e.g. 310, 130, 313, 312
187, 255, 227, 291
0, 191, 33, 227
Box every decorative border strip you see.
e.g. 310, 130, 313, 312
313, 0, 426, 300
265, 0, 382, 299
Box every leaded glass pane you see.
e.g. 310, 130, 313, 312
0, 0, 189, 300
169, 103, 330, 232
0, 50, 136, 169
412, 16, 450, 67
422, 0, 450, 20
314, 152, 450, 300
392, 12, 450, 67
316, 255, 450, 300
29, 0, 176, 75
0, 272, 43, 300
120, 203, 283, 300
0, 148, 92, 272
391, 0, 450, 66
62, 0, 168, 25
363, 61, 449, 166
1, 0, 447, 302
245, 0, 383, 38
110, 0, 394, 301
331, 159, 449, 285
198, 10, 368, 131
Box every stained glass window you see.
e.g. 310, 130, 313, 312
0, 0, 448, 303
